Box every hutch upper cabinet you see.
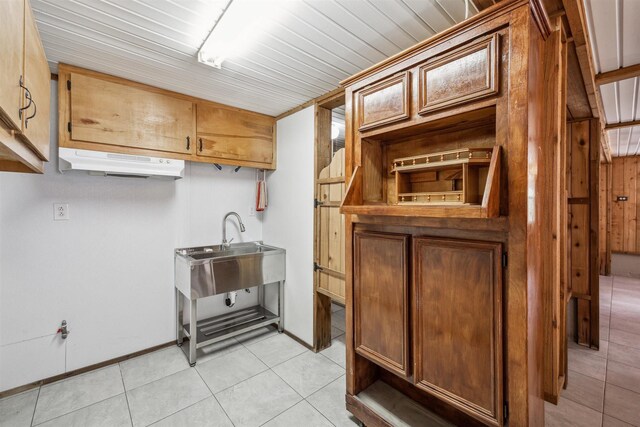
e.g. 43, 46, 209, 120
0, 0, 50, 173
58, 64, 277, 170
341, 1, 566, 425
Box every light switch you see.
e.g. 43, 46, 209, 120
53, 203, 69, 220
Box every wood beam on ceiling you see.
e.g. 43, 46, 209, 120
604, 120, 640, 131
595, 64, 640, 86
562, 0, 612, 163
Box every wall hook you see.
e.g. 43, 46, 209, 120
234, 166, 242, 172
213, 163, 222, 171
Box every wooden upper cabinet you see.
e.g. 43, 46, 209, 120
68, 72, 195, 155
354, 231, 410, 378
413, 237, 503, 426
0, 0, 25, 132
419, 34, 499, 115
196, 102, 275, 169
357, 72, 410, 131
19, 1, 51, 161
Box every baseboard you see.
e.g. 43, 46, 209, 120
0, 341, 174, 399
284, 330, 314, 351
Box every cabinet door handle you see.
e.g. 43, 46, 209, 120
18, 76, 32, 120
199, 138, 203, 152
25, 98, 37, 129
186, 136, 191, 150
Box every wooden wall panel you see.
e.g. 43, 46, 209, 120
611, 156, 640, 254
599, 163, 611, 275
567, 119, 599, 348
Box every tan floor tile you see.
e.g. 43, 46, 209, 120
607, 360, 640, 394
603, 415, 635, 427
610, 329, 640, 350
563, 370, 605, 412
568, 348, 607, 381
608, 342, 640, 369
604, 384, 640, 426
545, 399, 602, 427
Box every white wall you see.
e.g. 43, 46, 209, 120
263, 106, 315, 345
0, 82, 263, 391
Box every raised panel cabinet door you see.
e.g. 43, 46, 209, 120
418, 33, 499, 114
413, 237, 503, 426
354, 231, 410, 378
357, 71, 410, 131
0, 0, 25, 131
69, 73, 195, 155
19, 0, 51, 161
196, 102, 275, 168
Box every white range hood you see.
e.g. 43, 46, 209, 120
59, 148, 184, 179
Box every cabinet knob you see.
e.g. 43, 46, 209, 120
186, 136, 191, 150
199, 138, 203, 152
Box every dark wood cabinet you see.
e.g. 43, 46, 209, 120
413, 237, 503, 426
342, 1, 565, 426
354, 231, 409, 378
357, 71, 410, 131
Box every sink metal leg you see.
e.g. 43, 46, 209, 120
189, 298, 197, 366
278, 280, 285, 333
176, 288, 184, 347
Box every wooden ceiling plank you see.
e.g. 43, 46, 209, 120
605, 120, 640, 131
595, 64, 640, 86
562, 0, 612, 163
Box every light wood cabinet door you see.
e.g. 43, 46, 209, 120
0, 0, 25, 131
413, 237, 503, 426
354, 231, 410, 378
196, 102, 275, 169
19, 0, 51, 160
69, 73, 195, 155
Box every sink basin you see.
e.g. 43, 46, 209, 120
175, 241, 286, 299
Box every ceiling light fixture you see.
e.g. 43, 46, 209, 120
197, 0, 287, 70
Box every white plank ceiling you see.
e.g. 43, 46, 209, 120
584, 0, 640, 157
32, 0, 476, 117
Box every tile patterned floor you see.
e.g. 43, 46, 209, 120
0, 305, 353, 427
9, 279, 639, 427
545, 275, 640, 427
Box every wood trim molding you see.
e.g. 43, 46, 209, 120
595, 64, 640, 86
604, 119, 640, 131
275, 87, 344, 121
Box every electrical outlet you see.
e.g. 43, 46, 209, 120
249, 205, 256, 217
53, 203, 69, 220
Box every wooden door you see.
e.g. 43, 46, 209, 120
196, 102, 275, 169
19, 0, 50, 160
0, 0, 25, 131
316, 147, 346, 303
354, 231, 410, 378
413, 237, 503, 426
69, 73, 195, 155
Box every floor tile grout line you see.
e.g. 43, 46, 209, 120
145, 393, 212, 427
29, 386, 41, 427
254, 368, 304, 427
190, 368, 237, 427
301, 396, 339, 427
30, 392, 124, 426
118, 363, 135, 427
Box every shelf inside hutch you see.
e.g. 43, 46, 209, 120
341, 107, 501, 219
393, 147, 493, 206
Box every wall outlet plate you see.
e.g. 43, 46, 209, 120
53, 203, 69, 220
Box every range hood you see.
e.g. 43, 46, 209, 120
59, 148, 184, 179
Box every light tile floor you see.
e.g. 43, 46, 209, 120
13, 281, 640, 427
0, 304, 355, 427
545, 275, 640, 427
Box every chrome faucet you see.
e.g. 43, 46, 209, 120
222, 212, 246, 248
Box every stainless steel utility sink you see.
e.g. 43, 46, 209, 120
175, 241, 285, 298
174, 241, 286, 366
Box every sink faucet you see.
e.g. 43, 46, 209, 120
222, 212, 246, 248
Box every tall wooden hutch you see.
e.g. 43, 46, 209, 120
340, 0, 567, 425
